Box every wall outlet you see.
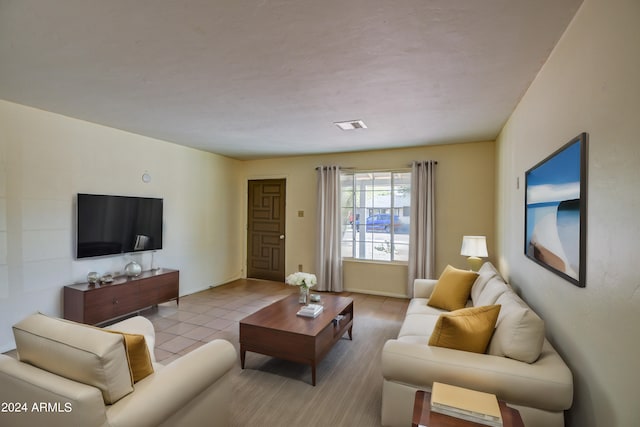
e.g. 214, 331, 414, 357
298, 210, 304, 217
298, 264, 303, 271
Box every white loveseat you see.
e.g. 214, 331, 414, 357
0, 313, 236, 427
381, 263, 573, 427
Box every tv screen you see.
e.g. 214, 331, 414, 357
76, 193, 163, 259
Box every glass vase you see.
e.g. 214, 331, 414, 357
299, 286, 309, 304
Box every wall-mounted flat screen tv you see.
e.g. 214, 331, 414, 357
76, 193, 163, 259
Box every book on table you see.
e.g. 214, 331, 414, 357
430, 382, 503, 427
297, 304, 324, 318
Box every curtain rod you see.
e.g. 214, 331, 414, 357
407, 161, 438, 166
315, 162, 437, 171
315, 166, 354, 170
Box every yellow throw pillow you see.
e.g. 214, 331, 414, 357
428, 305, 501, 354
427, 265, 479, 311
104, 330, 154, 382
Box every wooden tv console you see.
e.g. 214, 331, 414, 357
64, 269, 179, 325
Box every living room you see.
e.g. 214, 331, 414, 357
1, 0, 638, 426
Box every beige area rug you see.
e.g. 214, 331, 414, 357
230, 311, 403, 427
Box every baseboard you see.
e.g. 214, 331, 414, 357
344, 288, 409, 299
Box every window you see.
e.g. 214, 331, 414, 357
341, 171, 411, 262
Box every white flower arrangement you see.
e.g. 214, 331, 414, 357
285, 272, 317, 288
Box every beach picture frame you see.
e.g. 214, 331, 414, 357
525, 133, 587, 287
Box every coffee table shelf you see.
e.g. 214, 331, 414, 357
239, 293, 353, 385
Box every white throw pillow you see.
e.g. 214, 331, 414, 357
470, 269, 498, 305
478, 262, 504, 281
487, 291, 545, 363
474, 277, 510, 307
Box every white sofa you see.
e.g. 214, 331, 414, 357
381, 262, 573, 427
0, 313, 236, 427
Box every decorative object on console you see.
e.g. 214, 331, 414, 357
460, 235, 488, 271
100, 274, 113, 283
525, 132, 587, 288
124, 261, 142, 277
87, 271, 99, 284
285, 272, 317, 304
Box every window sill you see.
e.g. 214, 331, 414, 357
342, 258, 408, 267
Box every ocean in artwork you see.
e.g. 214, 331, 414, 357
526, 198, 580, 280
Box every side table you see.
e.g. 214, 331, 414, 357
412, 390, 524, 427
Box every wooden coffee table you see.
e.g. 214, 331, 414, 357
239, 293, 353, 386
412, 390, 524, 427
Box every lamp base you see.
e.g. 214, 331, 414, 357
466, 256, 483, 272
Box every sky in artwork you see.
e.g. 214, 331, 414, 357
526, 140, 581, 204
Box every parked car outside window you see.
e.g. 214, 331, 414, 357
365, 214, 401, 232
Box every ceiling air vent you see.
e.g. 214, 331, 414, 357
334, 120, 367, 131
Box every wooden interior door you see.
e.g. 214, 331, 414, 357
247, 179, 286, 281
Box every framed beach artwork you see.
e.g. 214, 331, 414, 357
525, 133, 587, 287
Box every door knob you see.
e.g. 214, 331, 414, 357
280, 235, 285, 240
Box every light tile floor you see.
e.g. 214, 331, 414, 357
141, 278, 410, 364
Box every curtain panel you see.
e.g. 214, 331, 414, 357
315, 166, 343, 292
407, 161, 436, 296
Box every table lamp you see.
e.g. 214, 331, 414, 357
460, 236, 488, 271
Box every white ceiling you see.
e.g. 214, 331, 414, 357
0, 0, 582, 160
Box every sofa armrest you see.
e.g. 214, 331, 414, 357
413, 279, 438, 298
106, 339, 236, 427
382, 339, 573, 412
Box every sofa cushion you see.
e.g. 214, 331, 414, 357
428, 305, 501, 354
12, 313, 133, 404
103, 330, 154, 382
470, 266, 498, 304
488, 291, 545, 363
398, 313, 441, 341
406, 298, 448, 316
478, 261, 503, 280
427, 265, 478, 311
474, 276, 511, 307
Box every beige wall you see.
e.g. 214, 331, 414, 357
0, 100, 242, 352
240, 141, 495, 297
0, 99, 494, 352
343, 260, 407, 297
495, 0, 640, 425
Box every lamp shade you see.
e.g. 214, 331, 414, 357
460, 236, 488, 258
